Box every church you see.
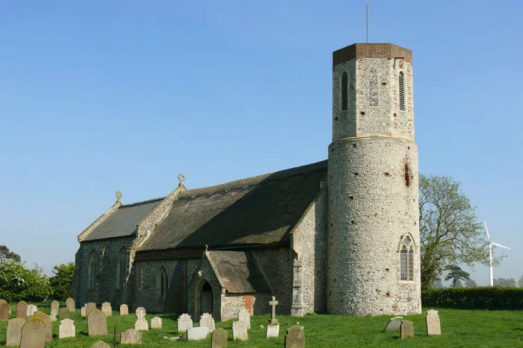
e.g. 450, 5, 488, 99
72, 42, 422, 320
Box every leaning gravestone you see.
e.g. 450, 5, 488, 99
238, 307, 251, 329
212, 328, 228, 348
90, 341, 111, 348
20, 317, 46, 348
200, 313, 215, 332
59, 307, 70, 319
121, 328, 142, 344
65, 298, 75, 312
120, 304, 129, 316
285, 326, 305, 348
32, 311, 52, 342
86, 302, 97, 317
101, 302, 112, 317
400, 320, 414, 339
26, 305, 38, 317
6, 318, 25, 346
59, 318, 75, 339
88, 309, 108, 336
135, 307, 149, 331
50, 300, 60, 314
383, 316, 403, 332
151, 316, 162, 329
232, 321, 248, 341
0, 299, 10, 321
187, 327, 209, 341
426, 310, 441, 335
17, 301, 28, 319
177, 313, 193, 333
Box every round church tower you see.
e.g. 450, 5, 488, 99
327, 43, 421, 316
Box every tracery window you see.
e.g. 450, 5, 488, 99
341, 72, 348, 111
400, 235, 414, 281
116, 248, 129, 289
399, 71, 405, 111
156, 266, 168, 301
88, 250, 99, 290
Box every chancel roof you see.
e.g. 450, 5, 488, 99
138, 160, 327, 252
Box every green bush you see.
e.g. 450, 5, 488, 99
0, 261, 52, 302
422, 287, 523, 310
49, 262, 75, 300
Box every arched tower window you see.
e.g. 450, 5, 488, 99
404, 163, 412, 187
88, 250, 99, 290
116, 248, 129, 289
341, 72, 348, 111
399, 71, 405, 111
400, 235, 414, 281
156, 266, 168, 301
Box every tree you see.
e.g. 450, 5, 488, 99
0, 245, 21, 263
465, 278, 477, 288
519, 275, 523, 288
494, 278, 516, 287
49, 262, 75, 300
0, 261, 51, 302
419, 175, 489, 290
444, 265, 470, 287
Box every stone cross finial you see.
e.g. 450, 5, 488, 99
116, 191, 123, 202
178, 173, 186, 186
269, 296, 279, 324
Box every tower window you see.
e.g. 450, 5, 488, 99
341, 72, 348, 111
369, 68, 378, 106
399, 71, 405, 111
400, 236, 414, 281
405, 163, 412, 187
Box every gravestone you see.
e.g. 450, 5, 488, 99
383, 317, 403, 332
177, 313, 193, 333
266, 323, 280, 339
200, 313, 215, 332
426, 310, 441, 335
26, 305, 38, 317
134, 307, 149, 331
0, 300, 10, 321
49, 309, 58, 322
88, 309, 108, 336
59, 319, 75, 339
101, 302, 112, 317
400, 320, 414, 339
90, 341, 111, 348
6, 318, 25, 346
86, 302, 96, 317
59, 307, 70, 319
151, 316, 162, 329
212, 328, 228, 348
187, 327, 209, 341
20, 317, 46, 348
285, 326, 305, 348
32, 311, 52, 341
17, 301, 28, 319
238, 307, 251, 329
51, 300, 59, 314
268, 296, 279, 325
65, 298, 75, 312
232, 320, 248, 341
121, 329, 142, 344
120, 304, 129, 316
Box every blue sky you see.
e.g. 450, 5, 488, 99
1, 0, 521, 285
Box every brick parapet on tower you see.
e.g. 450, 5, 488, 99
333, 43, 412, 68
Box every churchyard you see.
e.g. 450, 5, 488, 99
0, 300, 522, 347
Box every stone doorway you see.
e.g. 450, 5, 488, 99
200, 281, 213, 316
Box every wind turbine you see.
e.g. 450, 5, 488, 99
484, 221, 511, 287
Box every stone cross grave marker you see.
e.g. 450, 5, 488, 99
33, 311, 52, 341
88, 309, 108, 336
49, 309, 58, 322
121, 328, 142, 344
50, 300, 59, 314
187, 327, 210, 341
65, 298, 75, 312
232, 320, 248, 341
212, 328, 228, 348
90, 341, 111, 348
0, 300, 10, 321
151, 316, 162, 329
400, 320, 414, 339
86, 302, 96, 317
59, 307, 70, 319
238, 307, 251, 329
268, 296, 279, 325
120, 304, 129, 316
20, 317, 46, 348
59, 319, 75, 339
135, 307, 149, 331
426, 310, 441, 335
26, 305, 38, 317
17, 301, 28, 319
177, 313, 193, 333
200, 313, 215, 332
6, 318, 25, 346
285, 326, 305, 348
102, 302, 112, 317
383, 316, 403, 332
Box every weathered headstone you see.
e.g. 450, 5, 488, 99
101, 302, 112, 317
187, 327, 209, 341
238, 307, 251, 329
50, 300, 60, 314
266, 323, 280, 339
88, 309, 108, 336
120, 329, 142, 344
81, 305, 86, 317
49, 309, 58, 322
90, 341, 111, 348
268, 296, 279, 325
151, 316, 162, 329
86, 302, 97, 317
65, 298, 75, 312
383, 316, 403, 332
400, 320, 414, 339
426, 310, 441, 335
0, 299, 10, 321
20, 317, 46, 348
285, 326, 305, 348
120, 304, 129, 316
134, 307, 148, 331
59, 307, 70, 319
177, 313, 193, 333
6, 318, 25, 346
17, 301, 28, 319
200, 313, 215, 332
59, 318, 75, 339
32, 311, 52, 342
212, 328, 228, 348
232, 320, 248, 341
26, 305, 38, 317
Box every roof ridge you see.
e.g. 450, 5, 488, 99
121, 197, 165, 208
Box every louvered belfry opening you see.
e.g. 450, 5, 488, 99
399, 71, 405, 111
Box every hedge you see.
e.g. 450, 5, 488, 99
422, 287, 523, 310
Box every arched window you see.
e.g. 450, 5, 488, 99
88, 250, 99, 290
404, 163, 412, 187
116, 248, 129, 289
156, 266, 168, 301
399, 71, 405, 111
341, 72, 348, 111
400, 235, 414, 281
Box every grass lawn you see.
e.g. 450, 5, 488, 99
1, 302, 522, 347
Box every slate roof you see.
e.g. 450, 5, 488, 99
83, 198, 163, 241
207, 251, 271, 293
138, 160, 327, 252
